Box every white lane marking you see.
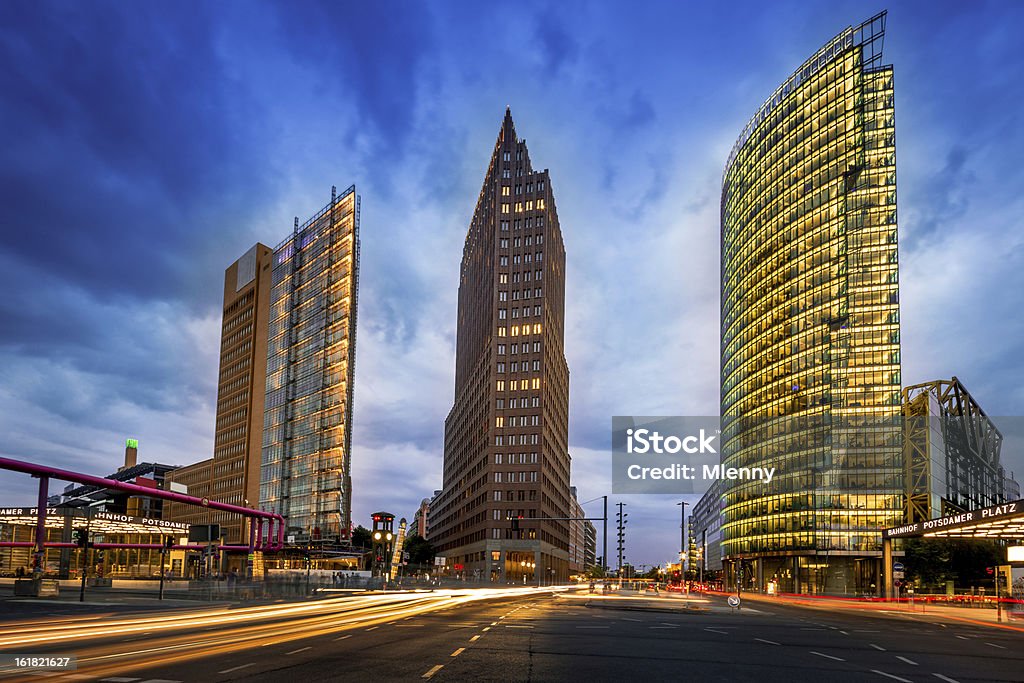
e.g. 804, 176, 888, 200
705, 628, 728, 635
335, 634, 352, 641
366, 626, 379, 631
755, 638, 780, 645
623, 618, 641, 622
986, 642, 1006, 649
955, 635, 968, 640
932, 674, 961, 683
470, 635, 481, 642
810, 651, 845, 662
286, 646, 312, 655
840, 630, 850, 635
482, 627, 491, 632
872, 672, 912, 683
450, 648, 465, 657
422, 665, 444, 679
870, 643, 886, 651
490, 622, 498, 626
895, 656, 918, 666
219, 663, 256, 674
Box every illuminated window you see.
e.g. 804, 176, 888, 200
531, 378, 540, 390
537, 198, 545, 209
499, 274, 508, 284
526, 200, 534, 211
515, 202, 523, 212
511, 325, 519, 336
496, 416, 504, 427
533, 323, 542, 334
498, 326, 506, 337
497, 380, 505, 391
501, 186, 510, 196
501, 203, 509, 214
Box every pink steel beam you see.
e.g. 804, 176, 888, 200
0, 456, 284, 550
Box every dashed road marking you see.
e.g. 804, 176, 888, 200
335, 634, 352, 641
286, 646, 312, 655
219, 663, 256, 674
810, 651, 845, 662
872, 672, 912, 683
422, 665, 443, 679
705, 628, 728, 635
366, 626, 379, 631
870, 644, 886, 651
470, 635, 481, 642
755, 638, 780, 645
482, 627, 491, 632
895, 656, 918, 666
985, 642, 1006, 649
932, 674, 961, 683
955, 635, 968, 640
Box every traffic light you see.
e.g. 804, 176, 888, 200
73, 527, 88, 549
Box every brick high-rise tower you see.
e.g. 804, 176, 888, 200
430, 108, 572, 583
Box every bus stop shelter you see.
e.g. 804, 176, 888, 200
882, 498, 1024, 598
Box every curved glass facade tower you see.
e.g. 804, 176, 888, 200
720, 12, 902, 594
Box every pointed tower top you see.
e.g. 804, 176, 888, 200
498, 106, 516, 147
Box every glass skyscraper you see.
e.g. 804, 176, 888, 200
720, 13, 902, 594
260, 186, 360, 541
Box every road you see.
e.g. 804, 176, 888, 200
1, 590, 1022, 681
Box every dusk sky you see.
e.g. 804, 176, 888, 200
2, 1, 1023, 568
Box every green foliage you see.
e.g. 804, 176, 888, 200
404, 534, 434, 566
351, 525, 372, 550
904, 537, 1003, 590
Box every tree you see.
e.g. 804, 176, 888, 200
404, 534, 434, 566
351, 525, 372, 550
904, 537, 1003, 590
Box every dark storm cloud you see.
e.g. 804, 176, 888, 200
0, 2, 269, 309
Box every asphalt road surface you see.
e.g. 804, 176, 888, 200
2, 591, 1022, 682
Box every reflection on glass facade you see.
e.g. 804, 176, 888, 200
720, 13, 902, 591
260, 186, 360, 540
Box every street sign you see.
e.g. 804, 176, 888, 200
894, 579, 902, 587
893, 562, 905, 572
893, 570, 905, 579
727, 595, 741, 608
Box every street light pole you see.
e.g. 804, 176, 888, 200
676, 501, 688, 570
